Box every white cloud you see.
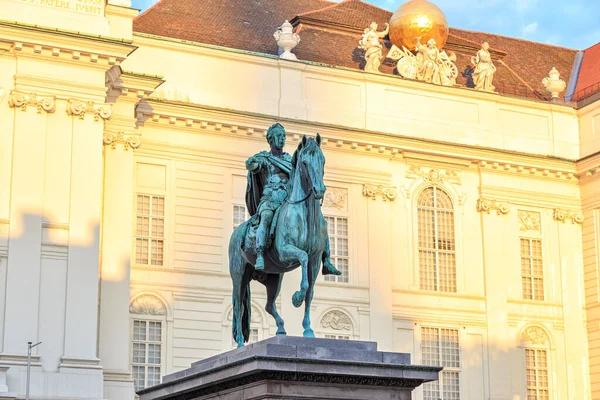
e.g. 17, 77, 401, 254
522, 22, 538, 36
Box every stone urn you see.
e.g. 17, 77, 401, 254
542, 67, 566, 99
274, 20, 300, 60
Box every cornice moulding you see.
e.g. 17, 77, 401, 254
139, 99, 578, 181
15, 73, 108, 101
482, 186, 580, 209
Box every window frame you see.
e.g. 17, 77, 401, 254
133, 193, 166, 267
419, 325, 462, 400
130, 314, 167, 392
524, 347, 550, 400
416, 186, 458, 293
232, 203, 249, 230
519, 237, 545, 301
323, 215, 351, 284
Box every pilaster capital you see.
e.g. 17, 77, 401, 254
476, 197, 509, 215
103, 131, 141, 150
362, 184, 397, 201
8, 91, 55, 113
67, 100, 112, 121
552, 208, 583, 224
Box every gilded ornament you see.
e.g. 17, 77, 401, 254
518, 211, 541, 233
67, 100, 111, 121
553, 208, 583, 224
129, 295, 167, 315
521, 326, 549, 345
8, 91, 55, 113
476, 198, 509, 215
363, 184, 397, 201
321, 310, 353, 331
388, 0, 449, 52
103, 132, 141, 150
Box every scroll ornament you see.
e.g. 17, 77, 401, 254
103, 131, 141, 150
8, 91, 55, 113
521, 326, 548, 345
553, 208, 583, 224
363, 184, 397, 201
67, 100, 111, 121
476, 198, 509, 215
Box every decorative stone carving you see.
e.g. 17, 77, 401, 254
358, 22, 390, 73
553, 208, 583, 224
521, 326, 549, 345
108, 0, 131, 6
387, 39, 458, 86
518, 211, 541, 233
406, 164, 460, 184
323, 188, 347, 210
103, 132, 141, 150
129, 294, 167, 316
477, 198, 509, 215
363, 184, 397, 201
8, 91, 55, 113
67, 100, 111, 121
227, 305, 262, 324
320, 310, 352, 331
471, 42, 496, 92
542, 67, 566, 99
274, 20, 300, 61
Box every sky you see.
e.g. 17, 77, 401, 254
130, 0, 600, 50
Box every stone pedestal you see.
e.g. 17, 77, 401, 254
139, 337, 440, 400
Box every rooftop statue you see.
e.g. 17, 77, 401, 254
387, 37, 457, 86
471, 42, 496, 92
229, 123, 341, 347
358, 22, 390, 73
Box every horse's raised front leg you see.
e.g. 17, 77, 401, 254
264, 273, 286, 335
302, 255, 321, 337
278, 243, 309, 308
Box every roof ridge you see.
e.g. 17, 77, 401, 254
583, 41, 600, 52
135, 0, 165, 19
450, 27, 578, 52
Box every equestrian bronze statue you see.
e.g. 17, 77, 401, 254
229, 123, 340, 347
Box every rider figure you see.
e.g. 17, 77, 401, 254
245, 123, 341, 276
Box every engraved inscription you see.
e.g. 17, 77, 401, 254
20, 0, 103, 15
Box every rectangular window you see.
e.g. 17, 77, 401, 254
231, 328, 259, 348
521, 238, 544, 300
233, 204, 248, 229
526, 349, 549, 400
324, 334, 350, 340
135, 195, 165, 266
132, 320, 162, 392
324, 216, 349, 283
421, 327, 461, 400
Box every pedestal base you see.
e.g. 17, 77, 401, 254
139, 336, 441, 400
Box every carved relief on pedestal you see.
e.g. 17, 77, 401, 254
521, 326, 549, 345
129, 294, 167, 316
103, 132, 141, 150
406, 164, 460, 185
363, 184, 397, 201
67, 100, 112, 121
553, 208, 583, 224
320, 310, 352, 331
8, 91, 55, 113
518, 211, 541, 233
323, 188, 348, 210
476, 198, 509, 215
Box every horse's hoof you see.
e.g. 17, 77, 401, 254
292, 292, 304, 308
276, 330, 287, 336
303, 329, 315, 338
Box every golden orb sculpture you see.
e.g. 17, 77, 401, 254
389, 0, 449, 52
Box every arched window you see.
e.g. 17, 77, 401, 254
129, 294, 168, 392
520, 326, 552, 400
417, 187, 456, 292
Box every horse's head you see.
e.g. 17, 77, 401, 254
292, 134, 326, 200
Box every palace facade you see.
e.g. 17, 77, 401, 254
1, 0, 600, 399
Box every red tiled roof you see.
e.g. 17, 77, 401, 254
134, 0, 580, 101
573, 42, 600, 101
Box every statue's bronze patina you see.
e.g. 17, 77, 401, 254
229, 123, 340, 347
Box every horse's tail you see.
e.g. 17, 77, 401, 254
229, 222, 252, 344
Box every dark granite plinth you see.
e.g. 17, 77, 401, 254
138, 336, 441, 400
